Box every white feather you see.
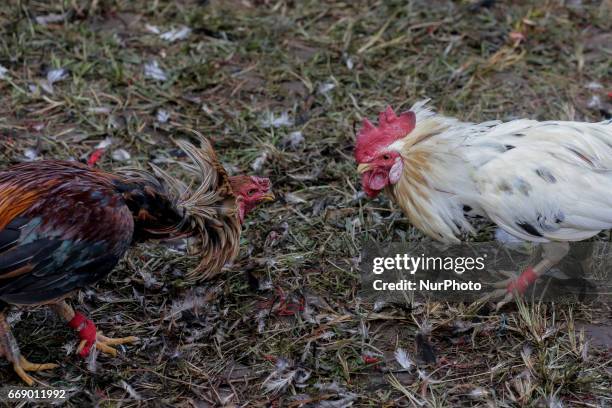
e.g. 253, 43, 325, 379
394, 347, 413, 370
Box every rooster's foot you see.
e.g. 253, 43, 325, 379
1, 312, 58, 385
69, 312, 138, 357
13, 356, 59, 386
77, 332, 139, 357
477, 267, 539, 310
50, 302, 138, 358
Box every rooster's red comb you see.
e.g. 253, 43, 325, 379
251, 176, 271, 190
354, 106, 416, 162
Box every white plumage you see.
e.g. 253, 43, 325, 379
384, 101, 612, 244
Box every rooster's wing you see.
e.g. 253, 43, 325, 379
0, 163, 133, 305
471, 121, 612, 242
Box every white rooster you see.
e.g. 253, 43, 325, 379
355, 101, 612, 306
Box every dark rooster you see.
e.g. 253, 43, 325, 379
0, 134, 273, 384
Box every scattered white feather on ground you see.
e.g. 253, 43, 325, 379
24, 148, 40, 161
343, 53, 354, 70
586, 81, 603, 90
251, 152, 268, 171
394, 347, 413, 370
318, 82, 336, 94
112, 149, 131, 162
282, 131, 304, 149
96, 137, 113, 149
160, 26, 191, 42
119, 381, 142, 400
35, 12, 68, 25
47, 68, 69, 84
156, 109, 170, 123
260, 112, 293, 128
0, 65, 8, 80
87, 107, 112, 114
145, 24, 161, 34
36, 68, 69, 94
144, 60, 168, 81
262, 358, 311, 394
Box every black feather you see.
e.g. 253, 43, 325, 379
0, 229, 20, 252
416, 333, 436, 364
516, 221, 543, 237
0, 240, 61, 275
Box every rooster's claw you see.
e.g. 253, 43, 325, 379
13, 356, 58, 386
78, 333, 139, 357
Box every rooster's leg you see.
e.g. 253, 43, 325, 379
50, 301, 138, 357
0, 311, 58, 385
481, 242, 570, 310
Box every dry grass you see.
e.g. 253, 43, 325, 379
0, 0, 611, 406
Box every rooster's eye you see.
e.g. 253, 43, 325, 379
247, 189, 256, 196
382, 154, 391, 160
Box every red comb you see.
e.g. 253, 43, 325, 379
251, 176, 271, 190
355, 106, 416, 162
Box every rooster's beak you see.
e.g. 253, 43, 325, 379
260, 192, 275, 202
357, 163, 372, 174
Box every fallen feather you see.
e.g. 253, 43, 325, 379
160, 26, 191, 42
260, 112, 293, 128
87, 106, 112, 114
373, 299, 387, 312
284, 192, 307, 204
111, 148, 131, 162
144, 60, 168, 81
166, 289, 211, 320
145, 24, 161, 34
35, 12, 68, 25
47, 68, 69, 84
343, 53, 354, 70
156, 109, 170, 123
258, 278, 273, 291
39, 81, 54, 95
282, 131, 304, 149
318, 82, 336, 94
24, 148, 40, 161
119, 381, 142, 401
96, 138, 113, 149
318, 81, 336, 103
0, 65, 8, 80
469, 387, 489, 399
586, 81, 603, 90
394, 347, 413, 370
251, 152, 268, 172
262, 370, 297, 394
261, 357, 311, 394
86, 347, 98, 373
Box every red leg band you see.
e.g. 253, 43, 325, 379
506, 266, 538, 294
68, 312, 97, 357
